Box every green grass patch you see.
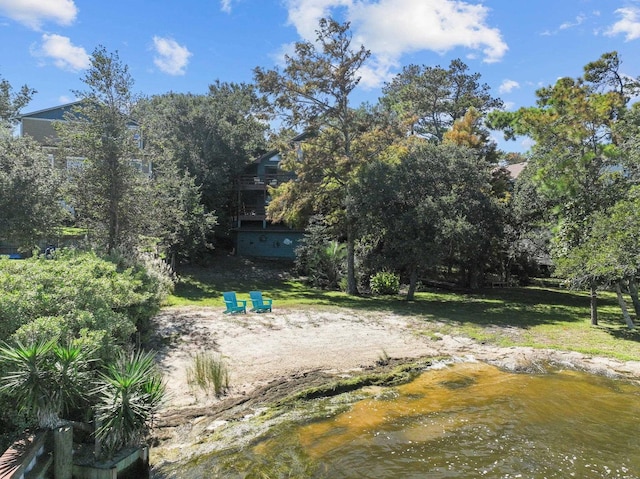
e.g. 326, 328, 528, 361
57, 226, 87, 238
165, 262, 640, 362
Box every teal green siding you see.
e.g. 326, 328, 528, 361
236, 231, 302, 259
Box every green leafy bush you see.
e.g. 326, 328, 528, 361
0, 249, 175, 359
369, 271, 400, 296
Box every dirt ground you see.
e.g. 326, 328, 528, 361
150, 304, 640, 443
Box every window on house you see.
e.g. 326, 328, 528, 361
66, 157, 85, 170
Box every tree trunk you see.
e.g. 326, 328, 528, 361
468, 264, 480, 290
590, 284, 598, 326
345, 222, 358, 295
407, 267, 418, 301
615, 282, 636, 329
94, 414, 102, 459
627, 278, 640, 319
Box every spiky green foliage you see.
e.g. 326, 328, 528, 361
370, 271, 400, 296
294, 216, 347, 290
94, 350, 165, 455
0, 340, 93, 429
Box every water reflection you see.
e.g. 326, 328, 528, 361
165, 362, 640, 478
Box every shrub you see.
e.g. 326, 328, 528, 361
0, 250, 174, 453
0, 249, 175, 358
0, 340, 94, 429
370, 271, 400, 296
295, 216, 346, 290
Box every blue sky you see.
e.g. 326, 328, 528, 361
1, 0, 640, 152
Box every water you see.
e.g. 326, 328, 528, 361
166, 362, 640, 478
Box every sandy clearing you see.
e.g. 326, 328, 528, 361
151, 305, 640, 413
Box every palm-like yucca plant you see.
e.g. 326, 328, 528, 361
94, 350, 165, 455
0, 340, 93, 429
52, 342, 95, 418
322, 240, 347, 289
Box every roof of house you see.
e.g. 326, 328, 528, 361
17, 101, 83, 121
251, 131, 312, 165
505, 162, 527, 179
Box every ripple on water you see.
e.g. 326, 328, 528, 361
169, 362, 640, 479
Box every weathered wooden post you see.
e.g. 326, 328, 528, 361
54, 425, 73, 479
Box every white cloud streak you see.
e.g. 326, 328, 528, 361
499, 79, 520, 94
606, 7, 640, 41
220, 0, 233, 13
0, 0, 77, 30
34, 34, 90, 71
283, 0, 508, 88
559, 14, 586, 31
152, 36, 192, 75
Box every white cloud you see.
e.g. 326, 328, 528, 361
284, 0, 508, 88
499, 79, 520, 94
606, 7, 640, 41
220, 0, 233, 13
0, 0, 77, 30
521, 137, 535, 150
33, 34, 90, 72
152, 36, 192, 75
58, 95, 74, 104
286, 0, 352, 39
559, 14, 586, 30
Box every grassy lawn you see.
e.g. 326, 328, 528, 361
166, 258, 640, 362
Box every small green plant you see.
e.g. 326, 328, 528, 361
370, 271, 400, 296
186, 352, 230, 397
376, 349, 390, 366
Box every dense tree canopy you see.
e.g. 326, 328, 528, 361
489, 51, 640, 324
0, 133, 67, 251
56, 46, 149, 253
135, 82, 269, 235
55, 47, 214, 258
353, 139, 494, 298
382, 59, 503, 141
0, 74, 65, 252
6, 29, 640, 327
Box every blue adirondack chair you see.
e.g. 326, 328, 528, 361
249, 291, 272, 312
223, 291, 247, 314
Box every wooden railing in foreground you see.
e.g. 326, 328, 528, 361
0, 427, 149, 479
0, 430, 52, 479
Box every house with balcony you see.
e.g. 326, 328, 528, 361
18, 101, 149, 174
231, 134, 307, 260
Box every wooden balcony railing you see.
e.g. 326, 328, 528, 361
237, 203, 267, 217
236, 174, 293, 189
